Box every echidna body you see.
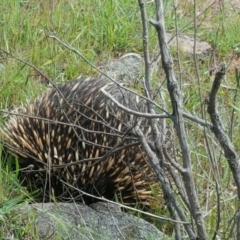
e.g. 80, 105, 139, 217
1, 77, 157, 206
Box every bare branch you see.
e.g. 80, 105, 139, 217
151, 0, 207, 238
134, 125, 196, 238
101, 88, 170, 119
207, 63, 240, 236
207, 63, 240, 195
62, 180, 189, 225
182, 112, 212, 128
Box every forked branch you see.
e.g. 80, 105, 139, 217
149, 0, 207, 238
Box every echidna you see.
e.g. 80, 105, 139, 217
0, 77, 157, 206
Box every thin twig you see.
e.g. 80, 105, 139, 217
61, 180, 189, 224
101, 88, 170, 119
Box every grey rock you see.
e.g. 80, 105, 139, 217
99, 53, 144, 84
98, 35, 211, 85
166, 33, 211, 57
22, 202, 170, 240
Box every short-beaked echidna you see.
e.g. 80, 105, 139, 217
1, 77, 158, 206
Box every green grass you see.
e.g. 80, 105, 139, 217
1, 0, 240, 238
206, 10, 240, 54
0, 152, 36, 239
0, 0, 158, 107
